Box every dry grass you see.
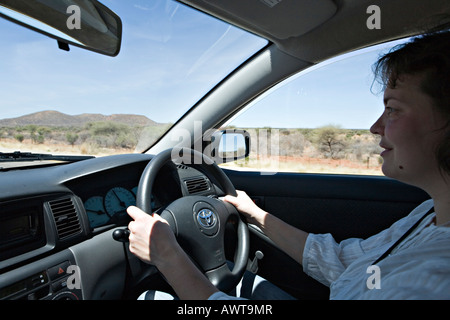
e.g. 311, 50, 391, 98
220, 155, 383, 176
0, 138, 133, 157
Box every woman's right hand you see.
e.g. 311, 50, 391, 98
223, 190, 267, 226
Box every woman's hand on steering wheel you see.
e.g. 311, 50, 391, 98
127, 206, 178, 268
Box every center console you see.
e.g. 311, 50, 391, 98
0, 249, 82, 300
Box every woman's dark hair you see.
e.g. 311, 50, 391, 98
373, 24, 450, 174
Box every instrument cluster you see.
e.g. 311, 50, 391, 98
84, 186, 158, 228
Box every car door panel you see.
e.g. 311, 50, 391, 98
223, 169, 430, 299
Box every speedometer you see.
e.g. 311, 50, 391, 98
104, 187, 136, 218
85, 196, 109, 228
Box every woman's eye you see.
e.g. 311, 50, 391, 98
386, 107, 395, 115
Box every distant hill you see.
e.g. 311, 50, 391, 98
0, 110, 163, 127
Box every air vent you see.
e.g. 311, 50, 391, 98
185, 177, 210, 194
48, 197, 82, 240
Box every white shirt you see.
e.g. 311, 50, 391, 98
303, 199, 450, 299
209, 200, 450, 300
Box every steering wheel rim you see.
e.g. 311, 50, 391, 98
136, 148, 249, 293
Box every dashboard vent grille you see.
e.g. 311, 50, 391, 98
185, 177, 210, 194
49, 197, 82, 240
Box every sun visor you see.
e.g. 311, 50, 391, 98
202, 0, 337, 39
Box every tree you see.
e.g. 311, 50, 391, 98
314, 125, 346, 159
66, 133, 79, 147
31, 132, 45, 144
14, 134, 24, 143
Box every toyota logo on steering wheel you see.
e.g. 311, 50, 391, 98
197, 209, 216, 228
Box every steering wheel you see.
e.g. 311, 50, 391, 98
136, 148, 249, 293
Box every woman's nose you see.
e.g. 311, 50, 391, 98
370, 115, 384, 136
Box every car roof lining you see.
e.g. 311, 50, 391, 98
193, 0, 337, 40
179, 0, 450, 63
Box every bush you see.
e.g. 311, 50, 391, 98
66, 133, 79, 146
85, 122, 140, 149
14, 134, 24, 143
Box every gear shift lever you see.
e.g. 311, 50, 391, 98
112, 228, 130, 242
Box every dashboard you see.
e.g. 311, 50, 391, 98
0, 153, 217, 300
65, 156, 183, 229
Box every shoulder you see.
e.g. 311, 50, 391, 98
406, 199, 434, 219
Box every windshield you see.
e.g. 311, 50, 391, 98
0, 0, 267, 166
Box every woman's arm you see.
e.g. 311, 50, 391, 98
224, 190, 309, 265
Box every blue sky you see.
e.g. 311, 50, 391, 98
0, 0, 405, 129
228, 45, 397, 129
0, 0, 266, 124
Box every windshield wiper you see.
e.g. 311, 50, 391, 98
0, 151, 94, 162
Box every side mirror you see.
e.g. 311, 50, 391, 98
0, 0, 122, 56
211, 130, 250, 164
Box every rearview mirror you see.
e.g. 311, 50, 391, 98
211, 130, 250, 164
0, 0, 122, 56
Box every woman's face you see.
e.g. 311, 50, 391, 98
370, 73, 447, 188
